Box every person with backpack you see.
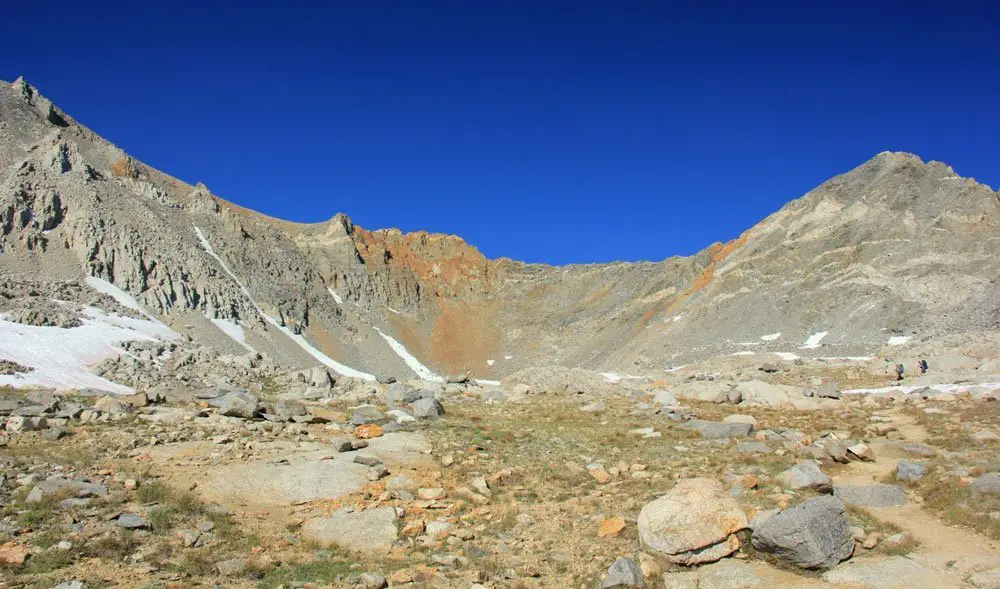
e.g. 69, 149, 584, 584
895, 363, 905, 381
918, 359, 928, 374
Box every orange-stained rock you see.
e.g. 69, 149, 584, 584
354, 424, 384, 439
597, 517, 627, 538
0, 542, 29, 567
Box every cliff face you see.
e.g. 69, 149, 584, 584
2, 77, 998, 382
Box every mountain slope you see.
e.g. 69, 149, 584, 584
1, 77, 998, 391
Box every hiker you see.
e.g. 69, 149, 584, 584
918, 359, 928, 374
895, 363, 905, 381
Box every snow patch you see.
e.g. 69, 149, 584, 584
843, 382, 1000, 396
601, 372, 643, 383
373, 326, 443, 382
760, 332, 781, 341
85, 276, 155, 320
732, 351, 756, 356
887, 336, 910, 346
194, 226, 375, 380
486, 359, 495, 366
504, 355, 513, 360
208, 316, 254, 352
327, 288, 343, 305
665, 365, 688, 373
0, 306, 180, 394
774, 352, 801, 361
800, 331, 828, 349
476, 379, 502, 386
387, 307, 401, 315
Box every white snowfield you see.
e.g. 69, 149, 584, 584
327, 288, 343, 305
760, 332, 781, 341
194, 226, 375, 381
85, 276, 157, 320
0, 306, 180, 394
208, 316, 255, 352
373, 326, 443, 382
843, 382, 1000, 396
888, 335, 910, 346
774, 352, 801, 361
801, 331, 829, 349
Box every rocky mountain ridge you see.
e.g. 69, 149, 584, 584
1, 77, 998, 391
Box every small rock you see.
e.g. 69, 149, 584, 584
777, 461, 833, 492
360, 572, 388, 589
846, 442, 875, 462
351, 405, 385, 425
116, 514, 150, 530
895, 460, 927, 483
602, 556, 646, 588
216, 557, 248, 576
588, 463, 612, 484
217, 391, 259, 419
598, 517, 627, 538
368, 465, 390, 481
0, 542, 29, 567
354, 454, 383, 467
751, 495, 854, 569
354, 424, 385, 439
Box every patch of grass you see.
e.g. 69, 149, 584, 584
83, 529, 139, 562
919, 475, 1000, 540
20, 547, 75, 574
255, 558, 355, 588
136, 481, 171, 504
147, 505, 176, 532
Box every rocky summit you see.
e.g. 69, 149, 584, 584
2, 77, 1000, 588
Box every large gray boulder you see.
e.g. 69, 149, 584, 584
972, 473, 1000, 494
602, 557, 646, 588
386, 382, 421, 405
776, 461, 832, 492
412, 397, 445, 419
351, 405, 385, 425
834, 484, 907, 507
273, 397, 308, 421
751, 495, 853, 569
680, 419, 753, 439
895, 460, 926, 483
217, 390, 259, 418
638, 478, 748, 565
302, 506, 398, 552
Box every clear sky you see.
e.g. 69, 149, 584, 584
2, 1, 998, 264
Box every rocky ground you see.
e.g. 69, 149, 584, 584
3, 355, 1000, 588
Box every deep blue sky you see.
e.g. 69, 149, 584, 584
3, 2, 998, 264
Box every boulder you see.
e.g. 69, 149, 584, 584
412, 397, 445, 419
386, 383, 421, 405
273, 397, 308, 421
834, 484, 907, 507
972, 473, 1000, 494
895, 460, 926, 483
680, 419, 753, 439
776, 462, 832, 492
652, 390, 679, 407
94, 395, 131, 414
736, 380, 799, 407
217, 391, 259, 419
751, 495, 854, 569
638, 478, 748, 565
603, 557, 646, 588
302, 506, 398, 552
351, 405, 385, 425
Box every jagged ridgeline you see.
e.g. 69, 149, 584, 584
1, 77, 999, 392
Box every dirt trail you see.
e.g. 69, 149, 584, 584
832, 409, 1000, 585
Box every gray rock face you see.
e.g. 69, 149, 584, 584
602, 557, 646, 588
217, 391, 259, 418
751, 495, 854, 569
116, 514, 150, 529
351, 405, 385, 425
302, 506, 398, 552
412, 397, 445, 419
680, 419, 753, 439
27, 477, 108, 503
817, 381, 841, 399
386, 382, 421, 405
822, 555, 957, 588
638, 478, 748, 565
834, 484, 907, 507
776, 461, 833, 492
653, 390, 679, 407
273, 397, 307, 421
94, 396, 131, 414
972, 472, 1000, 494
895, 460, 927, 483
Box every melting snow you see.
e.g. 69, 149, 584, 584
504, 355, 513, 360
477, 379, 502, 386
194, 226, 375, 381
888, 336, 910, 346
208, 316, 254, 352
327, 288, 343, 305
665, 365, 688, 373
760, 332, 781, 341
85, 276, 155, 320
732, 351, 756, 356
0, 306, 180, 394
601, 372, 644, 383
843, 382, 1000, 396
486, 359, 495, 366
801, 332, 829, 349
774, 352, 801, 361
373, 326, 443, 382
387, 307, 401, 315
